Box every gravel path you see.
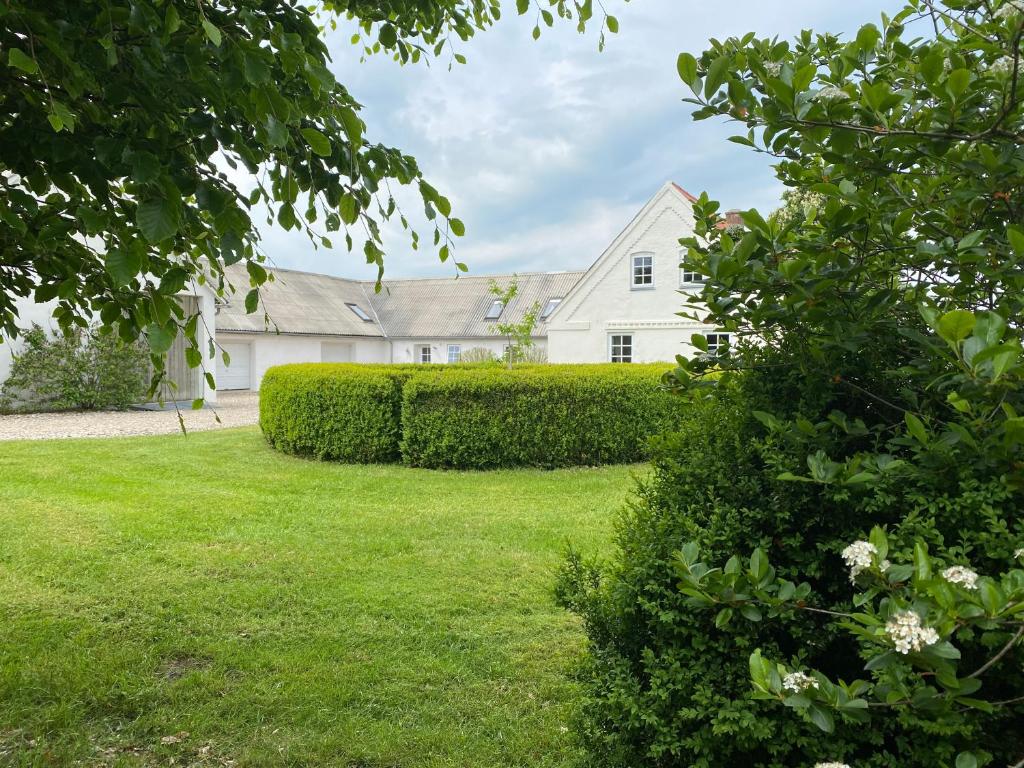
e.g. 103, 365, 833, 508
0, 392, 260, 441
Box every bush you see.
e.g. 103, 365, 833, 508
259, 363, 684, 468
1, 325, 149, 412
401, 364, 684, 468
259, 364, 414, 462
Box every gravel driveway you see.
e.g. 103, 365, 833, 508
0, 391, 260, 441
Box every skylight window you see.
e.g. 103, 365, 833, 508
346, 303, 373, 322
541, 298, 562, 320
484, 299, 504, 320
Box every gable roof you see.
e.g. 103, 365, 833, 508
215, 263, 582, 339
549, 181, 696, 322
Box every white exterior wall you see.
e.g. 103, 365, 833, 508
547, 183, 715, 364
389, 337, 546, 364
1, 284, 218, 403
218, 332, 391, 390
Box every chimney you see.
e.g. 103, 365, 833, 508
715, 210, 744, 230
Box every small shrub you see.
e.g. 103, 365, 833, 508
1, 325, 149, 412
400, 364, 685, 468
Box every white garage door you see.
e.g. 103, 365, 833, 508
216, 342, 252, 390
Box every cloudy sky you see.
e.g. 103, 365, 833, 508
261, 0, 897, 280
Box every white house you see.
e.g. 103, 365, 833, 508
546, 182, 723, 364
1, 182, 729, 396
0, 281, 219, 403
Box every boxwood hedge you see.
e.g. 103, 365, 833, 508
259, 363, 684, 468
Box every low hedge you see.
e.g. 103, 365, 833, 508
260, 364, 412, 462
400, 365, 686, 468
260, 363, 685, 468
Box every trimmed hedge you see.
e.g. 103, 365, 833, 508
260, 363, 685, 468
260, 364, 412, 462
400, 365, 686, 468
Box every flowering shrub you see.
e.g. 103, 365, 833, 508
558, 1, 1024, 766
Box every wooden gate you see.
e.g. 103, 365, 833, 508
151, 296, 204, 402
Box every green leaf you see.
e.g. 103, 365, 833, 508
1008, 224, 1024, 256
715, 608, 733, 628
704, 56, 731, 99
516, 0, 529, 13
201, 19, 222, 47
105, 249, 142, 286
136, 198, 179, 242
947, 68, 970, 99
449, 218, 466, 237
936, 309, 976, 344
7, 47, 38, 74
677, 53, 698, 87
740, 604, 762, 622
955, 752, 978, 768
605, 15, 619, 33
244, 289, 259, 314
301, 128, 332, 157
147, 323, 176, 354
913, 541, 931, 582
807, 703, 834, 733
905, 412, 928, 444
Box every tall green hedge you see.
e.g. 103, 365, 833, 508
400, 365, 685, 468
259, 363, 683, 468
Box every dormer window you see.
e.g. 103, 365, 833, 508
484, 300, 504, 320
541, 298, 562, 319
346, 303, 373, 322
631, 253, 654, 288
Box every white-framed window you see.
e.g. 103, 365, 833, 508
447, 344, 461, 363
631, 253, 654, 288
706, 333, 731, 355
541, 297, 562, 319
680, 269, 705, 285
609, 334, 633, 363
484, 300, 504, 320
417, 345, 432, 363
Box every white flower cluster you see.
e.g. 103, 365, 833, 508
941, 565, 979, 590
995, 1, 1024, 20
991, 56, 1016, 76
764, 61, 782, 78
886, 611, 940, 654
1015, 548, 1024, 559
841, 540, 877, 581
813, 763, 852, 768
783, 671, 818, 694
816, 85, 850, 103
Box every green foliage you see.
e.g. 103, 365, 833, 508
259, 364, 413, 462
562, 2, 1024, 766
1, 324, 148, 412
401, 364, 686, 468
0, 0, 623, 395
487, 276, 542, 368
259, 363, 682, 468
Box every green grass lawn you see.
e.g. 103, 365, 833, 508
0, 427, 637, 767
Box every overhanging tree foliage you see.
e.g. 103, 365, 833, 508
0, 0, 620, 393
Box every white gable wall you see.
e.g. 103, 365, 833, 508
547, 182, 714, 364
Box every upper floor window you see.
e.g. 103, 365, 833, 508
541, 297, 562, 319
609, 334, 633, 363
706, 333, 731, 356
680, 269, 705, 285
631, 253, 654, 288
447, 344, 461, 363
